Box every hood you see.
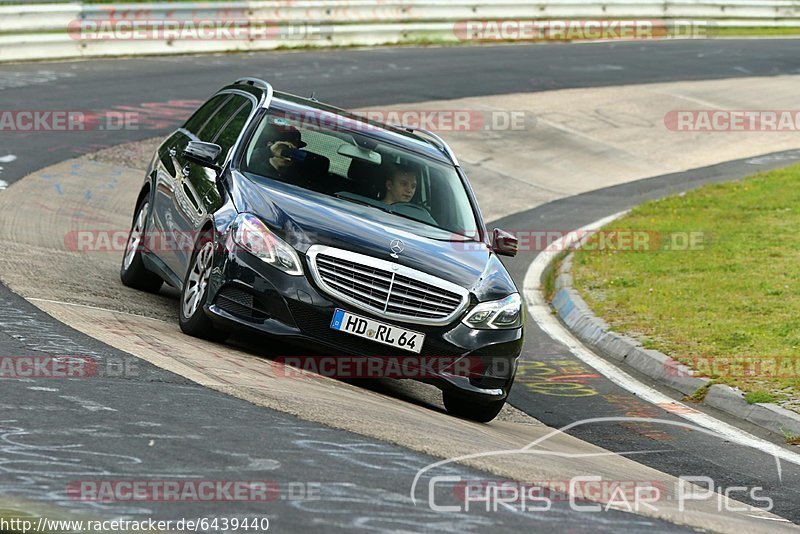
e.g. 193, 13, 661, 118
229, 172, 518, 301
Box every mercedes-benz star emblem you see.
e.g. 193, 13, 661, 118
390, 239, 404, 259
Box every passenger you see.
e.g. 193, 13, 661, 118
383, 164, 417, 205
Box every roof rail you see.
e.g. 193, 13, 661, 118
233, 77, 274, 109
404, 127, 460, 166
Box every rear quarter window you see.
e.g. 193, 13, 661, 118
183, 95, 229, 138
300, 130, 352, 176
199, 95, 248, 142
211, 99, 253, 160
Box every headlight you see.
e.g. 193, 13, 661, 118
462, 293, 523, 329
229, 213, 303, 276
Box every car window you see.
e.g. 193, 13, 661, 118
196, 95, 249, 143
241, 109, 479, 238
301, 130, 352, 176
212, 99, 253, 161
183, 95, 230, 138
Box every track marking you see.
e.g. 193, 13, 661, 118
523, 212, 800, 468
58, 395, 117, 412
0, 154, 17, 190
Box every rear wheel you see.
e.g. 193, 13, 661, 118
179, 232, 228, 342
443, 391, 505, 423
120, 199, 163, 293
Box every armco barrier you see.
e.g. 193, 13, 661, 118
1, 1, 800, 62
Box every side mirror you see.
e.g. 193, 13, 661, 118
184, 141, 222, 175
492, 228, 518, 257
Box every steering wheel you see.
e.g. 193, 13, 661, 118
390, 202, 438, 225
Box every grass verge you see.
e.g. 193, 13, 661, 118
572, 164, 800, 404
542, 250, 569, 303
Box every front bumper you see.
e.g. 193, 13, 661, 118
205, 244, 523, 401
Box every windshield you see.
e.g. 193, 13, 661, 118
239, 107, 480, 238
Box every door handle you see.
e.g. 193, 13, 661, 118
183, 183, 200, 211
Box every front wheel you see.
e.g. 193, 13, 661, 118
179, 233, 228, 342
443, 391, 505, 423
120, 199, 163, 293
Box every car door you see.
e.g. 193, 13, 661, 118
151, 94, 230, 278
172, 93, 255, 279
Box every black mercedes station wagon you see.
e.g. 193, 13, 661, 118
121, 78, 524, 422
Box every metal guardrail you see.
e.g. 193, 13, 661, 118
1, 1, 800, 62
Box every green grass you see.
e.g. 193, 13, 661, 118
714, 27, 800, 37
543, 250, 569, 302
780, 427, 800, 445
684, 383, 712, 403
572, 164, 800, 400
744, 391, 782, 404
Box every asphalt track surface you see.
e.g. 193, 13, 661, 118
2, 40, 800, 531
3, 284, 683, 533
4, 39, 800, 184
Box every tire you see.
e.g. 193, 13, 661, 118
443, 391, 505, 423
178, 231, 229, 342
120, 198, 163, 293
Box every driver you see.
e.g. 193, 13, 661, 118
383, 164, 417, 205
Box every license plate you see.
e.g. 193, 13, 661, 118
330, 309, 424, 354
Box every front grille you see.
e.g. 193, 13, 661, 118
307, 245, 469, 326
388, 272, 464, 318
315, 255, 391, 309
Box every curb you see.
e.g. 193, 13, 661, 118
550, 252, 800, 439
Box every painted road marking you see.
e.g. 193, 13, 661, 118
0, 154, 17, 191
59, 395, 117, 412
523, 212, 800, 469
656, 402, 703, 416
